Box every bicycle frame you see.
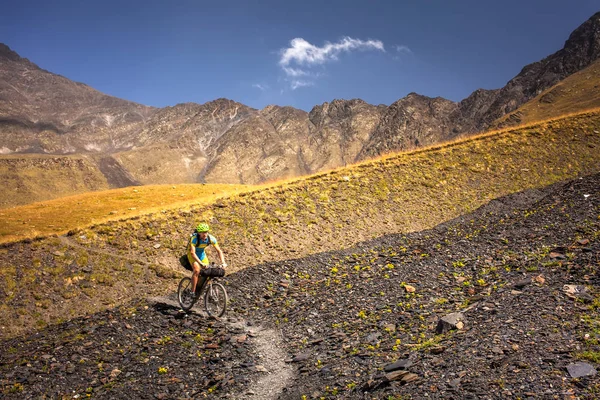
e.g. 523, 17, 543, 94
195, 276, 210, 296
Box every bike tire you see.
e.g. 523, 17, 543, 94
177, 277, 198, 312
204, 282, 228, 317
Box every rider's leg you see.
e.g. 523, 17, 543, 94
191, 261, 201, 293
196, 256, 209, 293
191, 256, 209, 294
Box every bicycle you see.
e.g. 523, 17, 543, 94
177, 263, 228, 317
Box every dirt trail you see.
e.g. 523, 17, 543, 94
232, 322, 294, 400
149, 295, 294, 399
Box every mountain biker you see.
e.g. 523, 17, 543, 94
188, 223, 227, 294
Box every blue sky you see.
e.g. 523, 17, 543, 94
1, 1, 598, 111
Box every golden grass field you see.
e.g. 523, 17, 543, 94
0, 183, 254, 244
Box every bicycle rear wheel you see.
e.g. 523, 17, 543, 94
177, 277, 198, 312
204, 282, 228, 317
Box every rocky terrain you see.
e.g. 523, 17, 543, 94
1, 12, 599, 198
1, 110, 599, 339
472, 9, 600, 130
359, 11, 600, 159
490, 58, 600, 130
0, 44, 156, 154
1, 169, 598, 399
0, 155, 112, 207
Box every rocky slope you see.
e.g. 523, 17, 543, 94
1, 170, 598, 399
472, 10, 600, 130
0, 155, 113, 207
358, 94, 460, 158
490, 58, 600, 130
0, 44, 156, 154
359, 11, 600, 159
1, 12, 599, 193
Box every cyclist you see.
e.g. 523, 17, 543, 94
188, 223, 227, 294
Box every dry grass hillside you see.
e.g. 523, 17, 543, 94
0, 154, 110, 208
0, 183, 253, 243
1, 109, 599, 338
492, 59, 600, 129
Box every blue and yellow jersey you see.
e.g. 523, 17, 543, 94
188, 233, 217, 265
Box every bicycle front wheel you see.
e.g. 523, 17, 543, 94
177, 277, 197, 312
204, 282, 228, 317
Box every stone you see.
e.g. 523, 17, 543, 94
254, 365, 268, 372
385, 370, 410, 381
230, 334, 247, 343
436, 312, 465, 334
449, 378, 461, 388
513, 278, 532, 289
366, 332, 382, 344
563, 285, 594, 302
292, 353, 310, 362
384, 359, 413, 372
566, 362, 597, 378
401, 373, 420, 383
404, 285, 416, 293
110, 369, 122, 379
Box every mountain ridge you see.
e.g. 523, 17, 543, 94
1, 12, 599, 199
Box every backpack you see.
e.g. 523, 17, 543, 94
179, 254, 193, 271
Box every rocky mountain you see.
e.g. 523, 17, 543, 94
0, 44, 156, 154
358, 94, 460, 158
0, 12, 599, 193
490, 58, 600, 130
359, 11, 600, 159
468, 9, 600, 130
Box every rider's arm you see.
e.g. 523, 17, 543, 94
213, 243, 226, 267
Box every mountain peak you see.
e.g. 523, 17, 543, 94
0, 43, 23, 62
562, 11, 600, 62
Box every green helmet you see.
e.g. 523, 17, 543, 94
196, 223, 210, 233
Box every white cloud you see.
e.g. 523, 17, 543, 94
392, 44, 413, 61
252, 83, 269, 91
279, 37, 385, 67
394, 45, 412, 54
290, 80, 314, 90
282, 67, 309, 77
278, 36, 385, 89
